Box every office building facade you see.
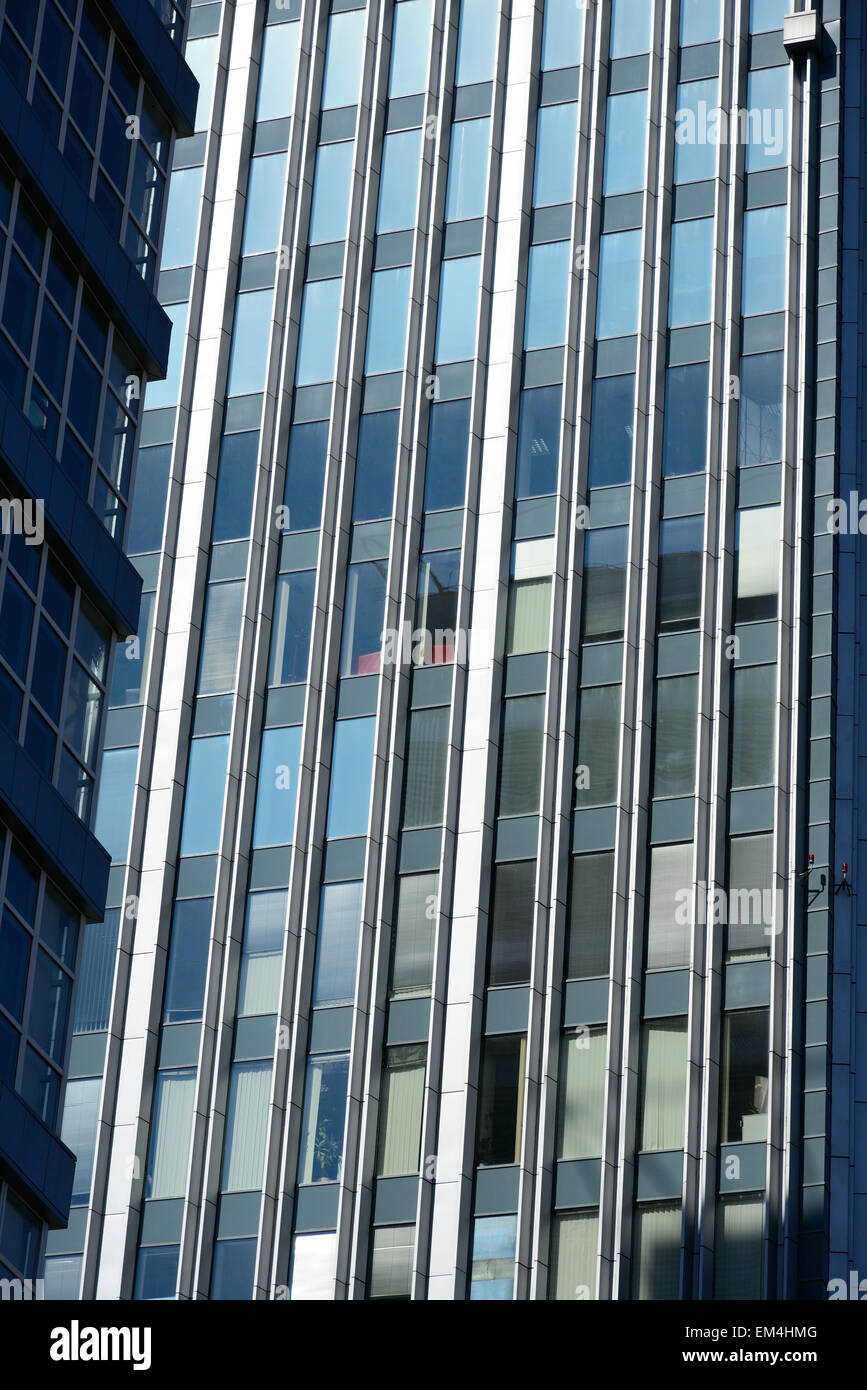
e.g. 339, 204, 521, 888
0, 0, 196, 1293
48, 0, 867, 1301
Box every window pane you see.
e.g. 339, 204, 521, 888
742, 206, 787, 316
506, 577, 552, 656
557, 1029, 606, 1159
714, 1196, 765, 1300
378, 129, 423, 233
257, 23, 299, 121
309, 142, 354, 245
424, 398, 470, 511
567, 853, 614, 979
391, 872, 437, 996
375, 1043, 426, 1175
0, 908, 30, 1020
647, 842, 693, 970
639, 1019, 688, 1150
340, 560, 387, 676
516, 384, 560, 498
73, 913, 119, 1031
499, 696, 543, 816
185, 35, 218, 129
211, 1238, 257, 1300
745, 68, 789, 173
596, 230, 642, 339
588, 374, 634, 487
611, 0, 651, 57
488, 860, 534, 986
296, 279, 341, 385
29, 948, 70, 1062
365, 267, 411, 374
242, 153, 287, 255
289, 1232, 336, 1300
669, 218, 714, 327
603, 92, 648, 196
673, 79, 718, 184
476, 1034, 525, 1166
146, 1068, 196, 1198
223, 1060, 272, 1191
469, 1215, 517, 1301
299, 1053, 349, 1183
60, 1077, 101, 1204
415, 550, 461, 660
575, 684, 620, 808
145, 302, 187, 409
738, 352, 783, 467
735, 506, 780, 622
283, 420, 328, 530
227, 291, 271, 396
721, 1009, 769, 1142
326, 717, 375, 838
434, 255, 480, 362
680, 0, 721, 45
445, 118, 489, 221
541, 0, 583, 71
322, 9, 365, 108
160, 165, 203, 267
353, 410, 399, 521
94, 745, 138, 863
178, 735, 229, 856
163, 897, 211, 1023
314, 881, 362, 1006
525, 240, 571, 350
652, 675, 698, 798
750, 0, 788, 33
727, 833, 775, 961
631, 1202, 681, 1299
403, 706, 449, 828
369, 1225, 415, 1299
252, 725, 302, 847
389, 0, 432, 97
549, 1210, 598, 1300
658, 515, 703, 631
269, 571, 315, 685
581, 527, 628, 642
662, 362, 708, 476
455, 0, 498, 86
127, 444, 172, 554
238, 891, 285, 1016
730, 664, 777, 788
197, 582, 244, 695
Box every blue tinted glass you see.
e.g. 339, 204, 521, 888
582, 526, 629, 641
322, 9, 365, 108
424, 397, 471, 510
435, 256, 480, 362
445, 119, 489, 221
662, 362, 709, 476
227, 291, 271, 396
213, 432, 259, 541
610, 0, 651, 57
750, 0, 788, 33
673, 79, 718, 184
389, 0, 432, 97
296, 278, 341, 385
354, 410, 399, 521
242, 153, 287, 255
603, 91, 648, 196
164, 898, 212, 1023
680, 0, 721, 45
185, 35, 218, 130
299, 1053, 349, 1182
146, 302, 188, 409
23, 707, 54, 778
533, 104, 577, 208
669, 217, 714, 327
31, 619, 66, 722
0, 1012, 17, 1088
738, 351, 783, 467
35, 300, 70, 400
0, 575, 33, 678
525, 240, 570, 350
658, 514, 704, 630
6, 848, 36, 924
314, 881, 363, 1005
470, 1215, 517, 1300
67, 347, 101, 446
134, 1245, 180, 1300
211, 1239, 257, 1300
365, 267, 411, 375
161, 165, 204, 268
742, 206, 787, 315
94, 746, 138, 863
516, 386, 561, 498
377, 129, 423, 232
588, 374, 634, 487
745, 68, 789, 173
596, 230, 642, 339
284, 420, 329, 530
3, 253, 37, 352
456, 0, 498, 85
73, 913, 119, 1032
179, 735, 229, 856
340, 561, 388, 677
268, 571, 316, 684
127, 444, 172, 554
0, 909, 30, 1021
326, 717, 375, 838
253, 726, 302, 848
309, 142, 354, 245
541, 0, 583, 70
109, 587, 151, 704
257, 23, 299, 121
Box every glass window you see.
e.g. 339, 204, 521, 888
126, 444, 172, 554
185, 35, 218, 131
0, 1192, 41, 1280
326, 717, 375, 838
658, 515, 703, 631
309, 142, 354, 245
340, 560, 387, 676
36, 301, 70, 402
403, 706, 449, 828
314, 881, 362, 1006
283, 420, 328, 531
390, 872, 437, 997
610, 0, 651, 58
516, 384, 561, 499
575, 684, 621, 808
375, 1043, 426, 1175
639, 1018, 688, 1150
445, 118, 489, 222
145, 1067, 196, 1198
647, 842, 693, 970
238, 890, 285, 1017
476, 1034, 525, 1166
134, 1246, 179, 1300
178, 735, 229, 856
213, 430, 259, 542
160, 165, 203, 268
506, 576, 552, 656
680, 0, 721, 45
369, 1225, 415, 1299
110, 590, 154, 706
299, 1053, 349, 1183
222, 1060, 272, 1191
652, 675, 698, 798
673, 79, 718, 184
377, 128, 423, 233
596, 230, 642, 340
0, 908, 30, 1021
257, 22, 299, 121
163, 898, 211, 1023
581, 527, 628, 642
669, 218, 714, 327
93, 745, 137, 864
738, 352, 783, 467
742, 206, 787, 316
296, 278, 341, 385
567, 853, 614, 979
727, 833, 774, 962
289, 1232, 336, 1299
322, 9, 365, 109
21, 1045, 60, 1125
252, 725, 302, 847
242, 153, 287, 255
556, 1028, 606, 1159
499, 696, 544, 816
145, 301, 187, 410
533, 103, 577, 208
603, 91, 648, 197
455, 0, 498, 86
29, 948, 70, 1062
269, 571, 315, 685
211, 1238, 257, 1300
541, 0, 583, 71
366, 267, 411, 375
197, 582, 244, 695
588, 374, 634, 487
469, 1215, 517, 1301
549, 1210, 598, 1301
730, 664, 777, 788
525, 240, 571, 351
488, 860, 534, 986
61, 1076, 101, 1205
389, 0, 432, 97
721, 1009, 769, 1142
40, 884, 77, 969
714, 1196, 765, 1300
631, 1202, 681, 1299
662, 362, 709, 476
434, 255, 480, 363
750, 0, 788, 33
31, 619, 66, 722
227, 291, 271, 396
415, 549, 461, 660
353, 410, 399, 521
745, 67, 789, 173
73, 912, 119, 1032
735, 506, 780, 623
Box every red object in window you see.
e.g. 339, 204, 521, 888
356, 651, 382, 675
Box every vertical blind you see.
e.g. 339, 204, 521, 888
647, 842, 693, 970
197, 581, 244, 695
147, 1067, 196, 1199
223, 1059, 272, 1192
567, 852, 614, 979
506, 577, 552, 655
631, 1201, 682, 1299
556, 1029, 607, 1160
376, 1044, 426, 1176
550, 1210, 598, 1300
403, 707, 449, 827
713, 1197, 765, 1300
391, 872, 437, 995
639, 1019, 688, 1151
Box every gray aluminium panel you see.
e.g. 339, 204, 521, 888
636, 1151, 684, 1202
563, 979, 609, 1027
474, 1166, 520, 1216
554, 1160, 602, 1210
484, 987, 530, 1034
373, 1177, 419, 1225
295, 1185, 340, 1233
